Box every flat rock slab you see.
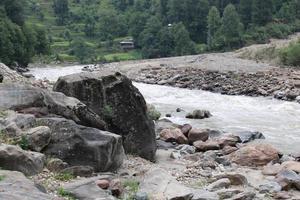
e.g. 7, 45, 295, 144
139, 168, 218, 200
63, 175, 115, 200
0, 170, 53, 200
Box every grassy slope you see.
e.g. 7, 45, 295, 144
24, 0, 141, 63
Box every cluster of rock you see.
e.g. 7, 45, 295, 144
0, 65, 158, 199
135, 67, 300, 103
155, 119, 300, 199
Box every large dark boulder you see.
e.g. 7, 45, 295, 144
53, 72, 156, 161
36, 117, 124, 172
0, 83, 106, 130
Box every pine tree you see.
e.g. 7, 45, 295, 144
221, 4, 243, 49
239, 0, 252, 26
252, 0, 273, 25
172, 23, 196, 56
207, 6, 221, 49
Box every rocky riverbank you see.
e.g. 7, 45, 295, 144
134, 66, 300, 103
1, 63, 300, 200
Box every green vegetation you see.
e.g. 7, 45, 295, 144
57, 187, 75, 200
1, 0, 300, 66
0, 0, 50, 67
0, 175, 5, 181
280, 41, 300, 67
54, 172, 74, 181
18, 135, 29, 150
122, 179, 140, 200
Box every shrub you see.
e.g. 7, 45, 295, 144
280, 42, 300, 67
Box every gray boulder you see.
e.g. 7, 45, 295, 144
232, 131, 265, 143
0, 83, 106, 130
37, 117, 124, 172
186, 109, 212, 119
53, 72, 156, 161
24, 126, 51, 152
0, 144, 45, 176
0, 170, 53, 200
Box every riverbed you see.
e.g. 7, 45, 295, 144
27, 65, 300, 154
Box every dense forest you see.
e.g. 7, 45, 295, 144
1, 0, 300, 66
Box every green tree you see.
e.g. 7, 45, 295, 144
70, 39, 93, 63
239, 0, 252, 26
158, 27, 175, 57
139, 16, 163, 58
172, 23, 196, 56
0, 19, 14, 65
207, 6, 221, 49
3, 0, 25, 26
252, 0, 273, 25
221, 4, 243, 49
53, 0, 69, 25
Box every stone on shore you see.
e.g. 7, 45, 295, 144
188, 128, 209, 144
53, 72, 156, 161
193, 140, 220, 151
0, 144, 45, 176
160, 128, 188, 144
229, 143, 279, 167
186, 109, 212, 119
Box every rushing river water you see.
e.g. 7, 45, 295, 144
27, 65, 300, 154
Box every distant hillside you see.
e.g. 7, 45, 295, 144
2, 0, 300, 65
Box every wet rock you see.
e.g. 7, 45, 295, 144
176, 108, 183, 112
296, 96, 300, 103
24, 126, 51, 152
61, 166, 94, 177
0, 73, 3, 83
46, 158, 68, 172
207, 178, 231, 191
0, 170, 53, 200
275, 170, 300, 190
63, 176, 115, 200
230, 143, 279, 167
180, 124, 192, 137
188, 128, 209, 144
38, 117, 125, 172
232, 131, 265, 143
193, 140, 220, 151
0, 144, 45, 176
165, 113, 172, 117
214, 173, 248, 186
54, 72, 156, 161
160, 128, 188, 144
96, 179, 110, 190
147, 104, 161, 121
259, 181, 282, 193
186, 109, 212, 119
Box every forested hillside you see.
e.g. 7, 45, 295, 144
1, 0, 300, 65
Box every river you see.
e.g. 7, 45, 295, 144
27, 65, 300, 154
